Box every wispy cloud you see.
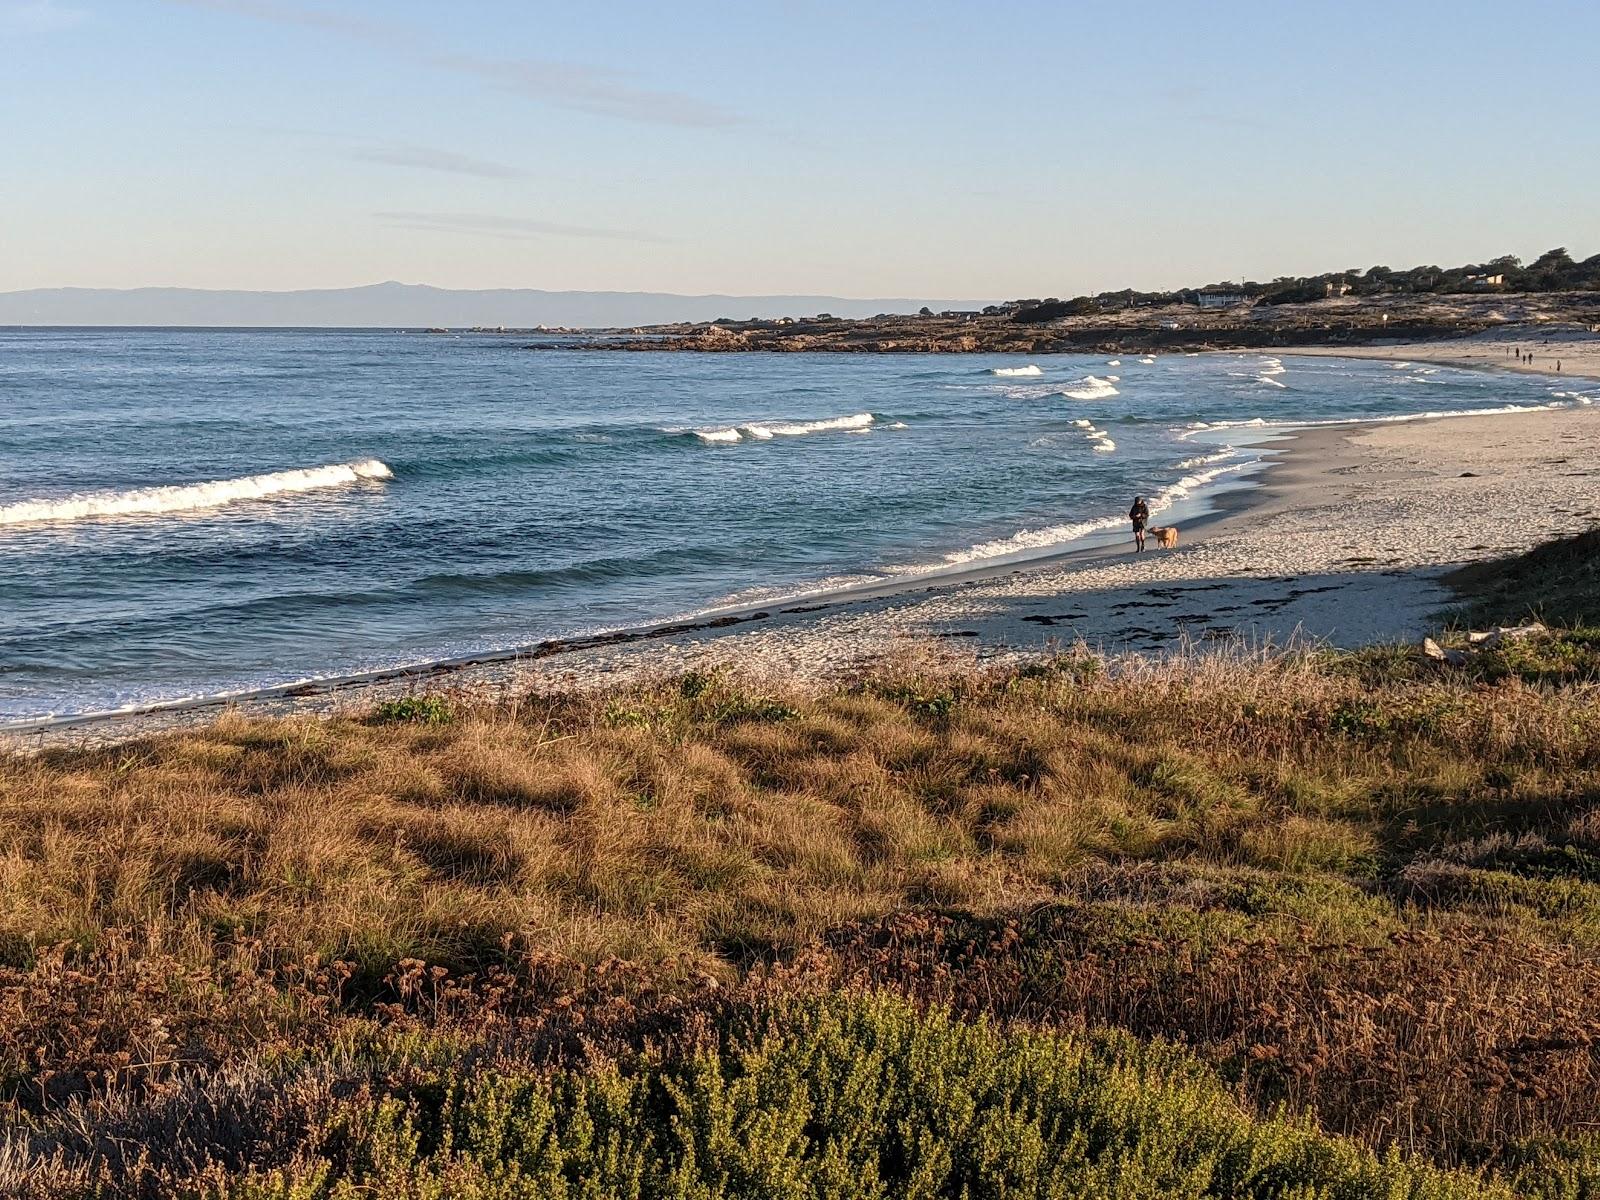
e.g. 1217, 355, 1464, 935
423, 50, 740, 128
348, 143, 525, 180
169, 0, 740, 128
0, 0, 87, 33
375, 211, 672, 245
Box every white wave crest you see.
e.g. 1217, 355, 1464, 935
1091, 438, 1116, 452
1106, 359, 1122, 367
991, 365, 1042, 376
685, 412, 875, 444
933, 517, 1120, 567
1257, 375, 1288, 389
1177, 447, 1238, 470
0, 459, 393, 527
1063, 375, 1120, 401
1138, 357, 1156, 364
744, 412, 874, 439
1071, 418, 1093, 428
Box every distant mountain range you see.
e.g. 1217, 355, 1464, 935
0, 282, 972, 329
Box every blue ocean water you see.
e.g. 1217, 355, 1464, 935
0, 329, 1585, 721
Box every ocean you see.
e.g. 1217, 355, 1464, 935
0, 328, 1586, 723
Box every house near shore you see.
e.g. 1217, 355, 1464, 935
1195, 288, 1249, 308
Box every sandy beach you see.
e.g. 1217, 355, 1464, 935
1281, 323, 1600, 382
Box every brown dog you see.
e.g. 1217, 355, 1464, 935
1149, 526, 1179, 549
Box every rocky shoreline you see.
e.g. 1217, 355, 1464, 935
526, 292, 1600, 355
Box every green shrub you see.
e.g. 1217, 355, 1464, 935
370, 695, 455, 725
225, 994, 1495, 1199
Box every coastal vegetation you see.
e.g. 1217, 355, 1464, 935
6, 533, 1600, 1195
1016, 246, 1600, 320
553, 249, 1600, 354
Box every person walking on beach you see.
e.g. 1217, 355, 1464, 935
1130, 495, 1150, 552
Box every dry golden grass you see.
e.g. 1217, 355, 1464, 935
4, 648, 1599, 983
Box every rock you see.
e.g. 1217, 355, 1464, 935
1422, 637, 1448, 661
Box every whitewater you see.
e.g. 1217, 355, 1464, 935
0, 460, 393, 526
684, 412, 877, 444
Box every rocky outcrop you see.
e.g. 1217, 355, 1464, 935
528, 293, 1600, 355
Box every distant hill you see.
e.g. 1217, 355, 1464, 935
0, 282, 969, 329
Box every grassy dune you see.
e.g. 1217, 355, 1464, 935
5, 539, 1600, 1197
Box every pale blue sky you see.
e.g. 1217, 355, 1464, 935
3, 0, 1596, 299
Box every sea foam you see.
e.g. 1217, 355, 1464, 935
991, 365, 1042, 376
1062, 375, 1120, 401
0, 459, 393, 527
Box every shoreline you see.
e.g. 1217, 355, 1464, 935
6, 356, 1598, 752
0, 458, 1271, 741
1274, 325, 1600, 384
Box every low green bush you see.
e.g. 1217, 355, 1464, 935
227, 993, 1495, 1199
370, 695, 455, 725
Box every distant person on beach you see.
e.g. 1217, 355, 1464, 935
1130, 496, 1150, 552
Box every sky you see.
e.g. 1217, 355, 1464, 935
3, 0, 1597, 301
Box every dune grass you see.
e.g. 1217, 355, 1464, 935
5, 639, 1600, 1196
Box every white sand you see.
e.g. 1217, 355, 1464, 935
8, 372, 1600, 754
1282, 323, 1600, 382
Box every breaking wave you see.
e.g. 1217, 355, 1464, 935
682, 413, 876, 444
0, 459, 394, 527
1177, 447, 1238, 470
1063, 375, 1120, 401
991, 365, 1042, 377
